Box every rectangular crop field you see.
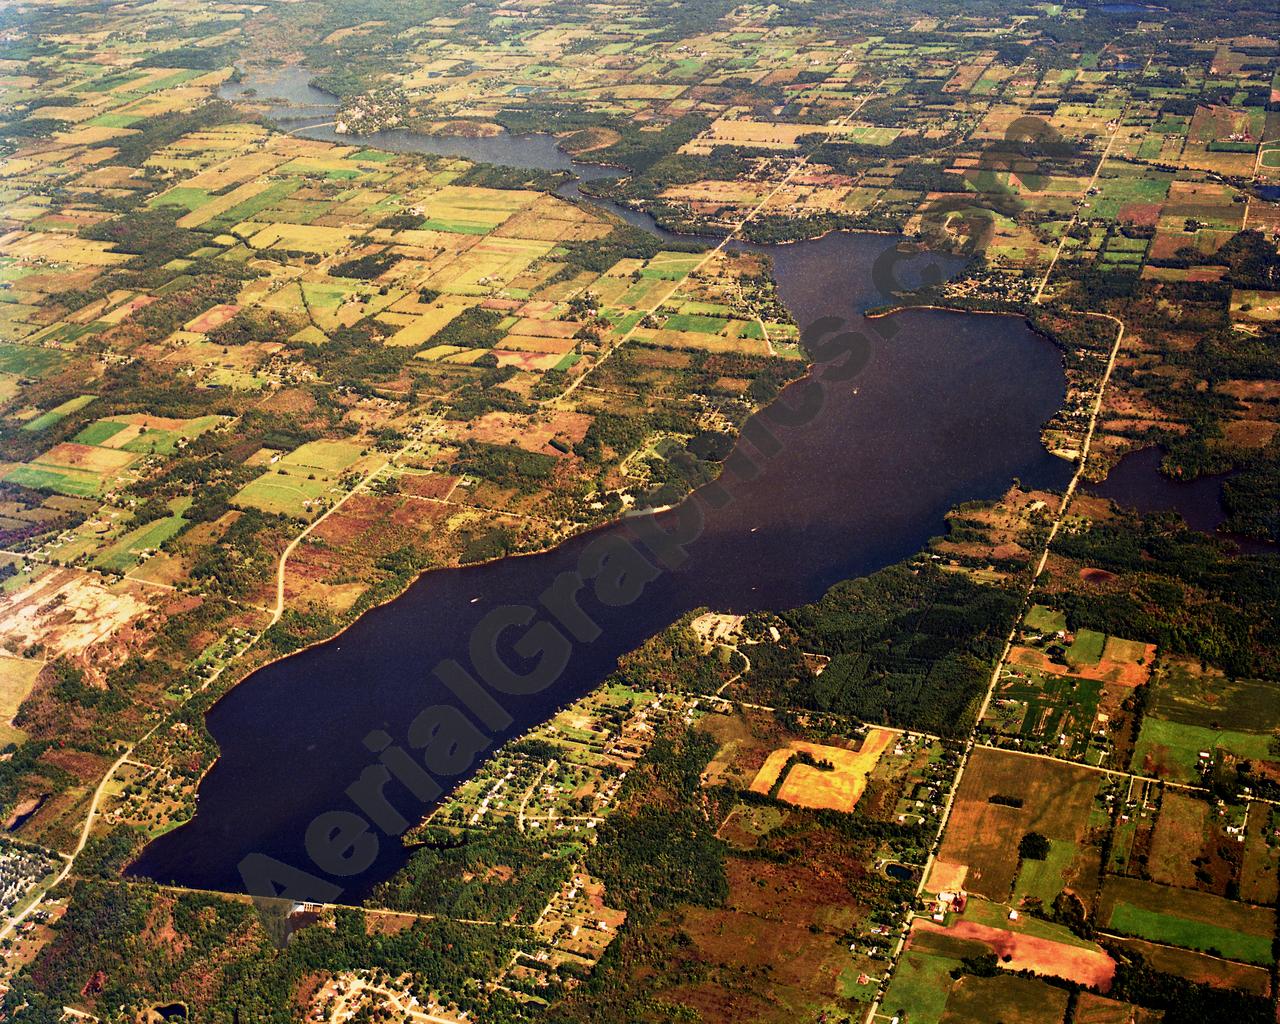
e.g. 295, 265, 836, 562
935, 747, 1100, 900
1099, 877, 1275, 965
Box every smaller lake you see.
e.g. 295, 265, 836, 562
1086, 447, 1273, 554
884, 862, 919, 883
218, 68, 684, 239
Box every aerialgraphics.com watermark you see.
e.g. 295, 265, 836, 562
237, 113, 1073, 907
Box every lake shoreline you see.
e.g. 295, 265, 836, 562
128, 76, 1078, 896
130, 285, 1073, 896
124, 293, 999, 858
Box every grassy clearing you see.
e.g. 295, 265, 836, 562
662, 312, 728, 334
1066, 628, 1106, 665
73, 420, 128, 446
3, 464, 103, 496
1014, 839, 1077, 905
940, 972, 1068, 1024
280, 439, 364, 474
1024, 604, 1067, 633
0, 343, 65, 377
233, 466, 337, 518
0, 654, 42, 746
1148, 659, 1280, 732
93, 499, 191, 574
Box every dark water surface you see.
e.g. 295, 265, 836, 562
1087, 447, 1273, 554
130, 231, 1070, 899
1087, 447, 1230, 534
129, 74, 1072, 900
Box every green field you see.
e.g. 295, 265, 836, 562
3, 464, 101, 497
87, 112, 143, 128
1108, 902, 1274, 965
22, 394, 96, 432
640, 252, 703, 281
1066, 628, 1106, 665
1149, 662, 1280, 732
149, 187, 213, 212
938, 973, 1068, 1024
233, 466, 337, 517
963, 897, 1100, 950
231, 434, 362, 516
419, 218, 491, 235
1024, 604, 1066, 633
881, 950, 955, 1024
988, 664, 1104, 761
74, 419, 128, 446
206, 179, 302, 231
0, 343, 65, 378
662, 313, 728, 334
120, 416, 224, 455
1132, 716, 1274, 781
280, 439, 364, 473
1014, 838, 1077, 905
93, 499, 191, 573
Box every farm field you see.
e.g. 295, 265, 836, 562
1131, 657, 1280, 782
747, 729, 894, 812
1098, 876, 1276, 966
982, 605, 1154, 766
882, 941, 1071, 1024
232, 440, 368, 518
0, 655, 42, 746
933, 746, 1102, 901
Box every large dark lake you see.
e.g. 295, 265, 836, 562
128, 72, 1073, 900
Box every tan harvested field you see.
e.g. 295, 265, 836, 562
493, 350, 563, 371
0, 654, 42, 743
384, 300, 473, 347
634, 331, 771, 356
1007, 641, 1154, 688
748, 729, 893, 812
492, 195, 611, 241
927, 860, 970, 893
175, 178, 275, 228
183, 303, 241, 334
34, 442, 135, 475
1073, 993, 1163, 1024
398, 472, 460, 500
1146, 791, 1210, 890
497, 334, 577, 354
509, 317, 580, 339
1240, 803, 1280, 905
940, 972, 1069, 1024
447, 409, 591, 452
690, 118, 859, 152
